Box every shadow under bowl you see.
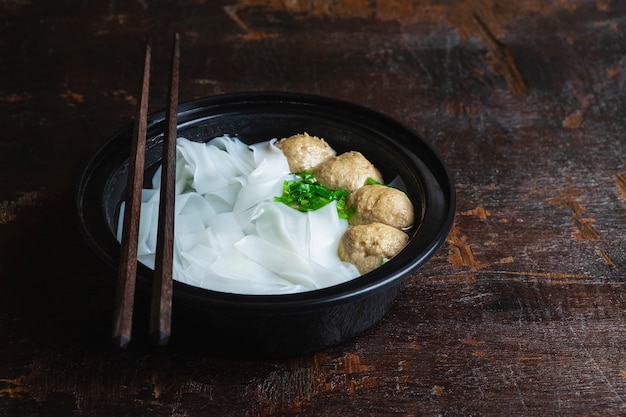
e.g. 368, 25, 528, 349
76, 92, 455, 358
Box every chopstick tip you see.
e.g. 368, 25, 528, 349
151, 330, 171, 346
113, 334, 131, 349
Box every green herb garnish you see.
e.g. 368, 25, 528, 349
365, 177, 382, 185
274, 171, 355, 219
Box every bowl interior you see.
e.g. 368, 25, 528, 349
78, 92, 455, 311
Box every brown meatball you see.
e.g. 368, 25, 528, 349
275, 132, 336, 173
338, 223, 409, 274
348, 184, 414, 229
312, 151, 382, 192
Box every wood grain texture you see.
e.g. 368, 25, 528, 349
1, 0, 626, 415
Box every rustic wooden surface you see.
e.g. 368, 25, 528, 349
2, 0, 626, 415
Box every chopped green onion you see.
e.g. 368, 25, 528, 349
365, 177, 382, 185
274, 171, 355, 219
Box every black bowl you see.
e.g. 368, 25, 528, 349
76, 92, 455, 357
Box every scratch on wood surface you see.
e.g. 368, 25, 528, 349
472, 12, 528, 97
548, 192, 585, 216
447, 226, 486, 270
0, 378, 29, 397
111, 89, 134, 103
490, 270, 594, 283
464, 339, 485, 346
593, 19, 619, 33
563, 93, 594, 128
597, 248, 615, 267
596, 0, 610, 11
565, 322, 626, 406
192, 79, 220, 86
572, 217, 601, 241
607, 65, 620, 78
191, 79, 224, 95
226, 0, 596, 100
578, 93, 594, 107
548, 191, 600, 241
615, 173, 626, 198
229, 0, 566, 46
0, 191, 41, 224
447, 101, 479, 115
417, 269, 597, 285
223, 5, 279, 40
520, 356, 543, 361
562, 110, 586, 129
151, 371, 214, 403
410, 273, 477, 284
462, 207, 491, 219
255, 352, 378, 415
233, 0, 563, 28
496, 256, 514, 264
233, 0, 380, 21
0, 350, 218, 409
0, 92, 32, 103
60, 88, 84, 107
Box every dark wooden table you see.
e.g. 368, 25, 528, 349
2, 1, 626, 415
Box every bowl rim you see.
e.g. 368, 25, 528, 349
76, 91, 456, 312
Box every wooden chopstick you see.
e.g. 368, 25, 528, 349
112, 42, 151, 349
150, 33, 180, 345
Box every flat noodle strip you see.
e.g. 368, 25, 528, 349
151, 33, 179, 345
118, 136, 361, 294
112, 42, 151, 349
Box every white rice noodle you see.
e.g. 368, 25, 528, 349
118, 135, 360, 295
